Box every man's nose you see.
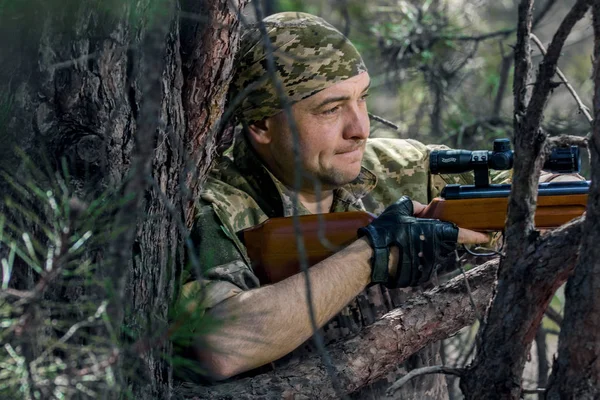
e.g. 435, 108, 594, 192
342, 104, 370, 140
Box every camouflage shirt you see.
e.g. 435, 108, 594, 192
185, 123, 473, 398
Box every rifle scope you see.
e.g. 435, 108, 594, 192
430, 138, 581, 175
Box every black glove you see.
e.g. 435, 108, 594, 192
358, 196, 459, 288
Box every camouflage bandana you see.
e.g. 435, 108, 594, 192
230, 12, 367, 123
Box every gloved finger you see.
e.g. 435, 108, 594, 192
431, 222, 458, 258
436, 221, 459, 242
392, 195, 414, 216
457, 228, 490, 244
395, 244, 413, 288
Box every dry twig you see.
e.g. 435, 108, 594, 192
529, 33, 593, 125
387, 365, 464, 395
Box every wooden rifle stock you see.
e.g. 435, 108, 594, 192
243, 182, 588, 285
243, 212, 375, 284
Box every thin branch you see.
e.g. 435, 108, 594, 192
544, 306, 564, 325
368, 113, 399, 130
524, 0, 593, 136
50, 52, 105, 70
74, 349, 119, 377
0, 287, 32, 299
437, 28, 515, 42
387, 365, 464, 396
32, 301, 108, 366
447, 41, 480, 77
530, 33, 593, 125
456, 251, 483, 323
535, 326, 549, 399
522, 388, 546, 395
542, 328, 561, 336
547, 134, 589, 148
513, 0, 534, 117
533, 0, 559, 30
493, 0, 558, 117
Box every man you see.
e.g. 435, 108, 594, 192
179, 11, 489, 398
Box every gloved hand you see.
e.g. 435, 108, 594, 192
358, 196, 458, 288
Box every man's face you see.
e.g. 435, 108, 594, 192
251, 72, 371, 192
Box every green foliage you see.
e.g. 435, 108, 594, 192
276, 0, 321, 15
0, 154, 218, 399
368, 0, 459, 70
0, 156, 122, 398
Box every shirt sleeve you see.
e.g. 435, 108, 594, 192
181, 203, 260, 310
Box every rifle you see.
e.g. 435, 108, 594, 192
243, 139, 588, 284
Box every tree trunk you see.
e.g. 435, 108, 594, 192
0, 0, 246, 397
545, 2, 600, 398
429, 73, 445, 138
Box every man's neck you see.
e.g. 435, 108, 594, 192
297, 190, 335, 214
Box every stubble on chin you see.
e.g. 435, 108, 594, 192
316, 165, 363, 190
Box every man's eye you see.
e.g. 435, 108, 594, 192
323, 106, 340, 115
359, 93, 370, 102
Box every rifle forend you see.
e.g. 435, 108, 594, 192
417, 181, 589, 231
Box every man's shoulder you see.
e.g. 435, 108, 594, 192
363, 138, 432, 182
199, 160, 269, 234
360, 138, 432, 210
364, 137, 430, 164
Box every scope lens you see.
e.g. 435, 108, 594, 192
543, 146, 580, 173
430, 150, 474, 174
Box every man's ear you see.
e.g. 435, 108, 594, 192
246, 118, 272, 145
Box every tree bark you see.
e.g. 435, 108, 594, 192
545, 2, 600, 398
180, 0, 247, 226
0, 0, 246, 397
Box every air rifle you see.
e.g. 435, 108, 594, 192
243, 139, 588, 284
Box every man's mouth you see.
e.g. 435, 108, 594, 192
336, 143, 365, 155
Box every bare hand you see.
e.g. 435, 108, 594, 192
411, 200, 427, 215
457, 228, 490, 244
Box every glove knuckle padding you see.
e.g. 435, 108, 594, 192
358, 196, 458, 289
392, 196, 414, 216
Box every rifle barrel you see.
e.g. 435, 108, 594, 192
442, 181, 590, 200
